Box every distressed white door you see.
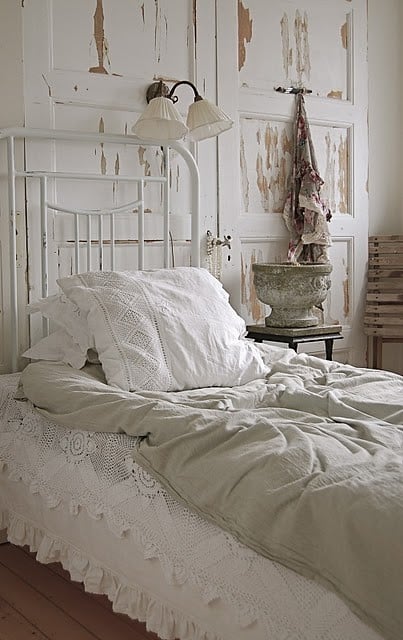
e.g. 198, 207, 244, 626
217, 0, 368, 365
22, 0, 218, 335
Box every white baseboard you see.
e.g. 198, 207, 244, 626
0, 529, 8, 544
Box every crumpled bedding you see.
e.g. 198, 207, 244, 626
20, 348, 403, 640
0, 370, 381, 640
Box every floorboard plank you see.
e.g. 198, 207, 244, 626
0, 596, 50, 640
0, 557, 102, 640
46, 560, 160, 636
19, 546, 161, 638
0, 544, 161, 640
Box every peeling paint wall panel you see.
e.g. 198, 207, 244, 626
310, 124, 350, 215
52, 0, 191, 80
240, 117, 293, 214
240, 116, 350, 216
238, 1, 350, 99
327, 239, 353, 324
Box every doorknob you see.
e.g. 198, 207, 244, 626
206, 231, 232, 280
206, 230, 232, 250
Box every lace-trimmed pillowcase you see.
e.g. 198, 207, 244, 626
57, 267, 268, 392
23, 293, 98, 367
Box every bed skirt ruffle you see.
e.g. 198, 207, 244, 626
0, 507, 221, 640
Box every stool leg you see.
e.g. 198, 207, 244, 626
372, 337, 383, 369
325, 339, 334, 360
367, 336, 371, 368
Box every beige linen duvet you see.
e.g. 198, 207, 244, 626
21, 349, 403, 640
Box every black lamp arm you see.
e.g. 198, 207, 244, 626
168, 80, 203, 103
145, 79, 203, 104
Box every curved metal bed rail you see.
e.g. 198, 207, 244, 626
0, 128, 200, 372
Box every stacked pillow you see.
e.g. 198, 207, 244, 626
24, 267, 268, 391
24, 293, 94, 369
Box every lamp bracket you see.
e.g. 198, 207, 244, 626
145, 79, 202, 104
146, 81, 170, 103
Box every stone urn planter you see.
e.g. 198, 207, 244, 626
252, 262, 333, 328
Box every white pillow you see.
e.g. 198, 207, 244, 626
58, 267, 268, 392
22, 329, 88, 369
27, 293, 93, 353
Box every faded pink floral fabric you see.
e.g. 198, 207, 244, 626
283, 93, 332, 263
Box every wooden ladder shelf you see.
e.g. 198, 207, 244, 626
364, 235, 403, 368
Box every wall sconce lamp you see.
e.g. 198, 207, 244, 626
132, 80, 233, 142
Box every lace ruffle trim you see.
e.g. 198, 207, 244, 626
0, 508, 221, 640
0, 460, 257, 630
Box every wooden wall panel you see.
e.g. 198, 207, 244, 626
238, 0, 351, 100
240, 116, 350, 217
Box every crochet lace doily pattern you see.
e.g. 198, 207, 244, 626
0, 374, 380, 640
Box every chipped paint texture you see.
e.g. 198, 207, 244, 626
280, 9, 311, 84
153, 0, 168, 64
241, 251, 264, 323
238, 0, 253, 71
323, 131, 337, 215
176, 164, 180, 193
322, 247, 350, 326
337, 135, 348, 213
240, 118, 293, 213
98, 117, 106, 175
242, 117, 348, 217
240, 134, 249, 212
343, 276, 350, 317
138, 147, 151, 177
256, 154, 269, 212
239, 3, 349, 100
327, 90, 343, 99
342, 259, 350, 318
294, 10, 311, 83
319, 126, 349, 215
89, 0, 110, 74
280, 13, 292, 79
341, 21, 348, 49
192, 0, 197, 49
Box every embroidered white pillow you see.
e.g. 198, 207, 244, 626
57, 267, 268, 392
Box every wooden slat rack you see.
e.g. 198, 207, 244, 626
364, 235, 403, 368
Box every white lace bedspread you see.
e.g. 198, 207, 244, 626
0, 373, 381, 640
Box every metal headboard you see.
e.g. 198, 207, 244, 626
0, 128, 200, 372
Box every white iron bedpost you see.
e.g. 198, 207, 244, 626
171, 143, 200, 268
39, 175, 50, 337
138, 180, 144, 270
7, 136, 18, 372
163, 146, 170, 268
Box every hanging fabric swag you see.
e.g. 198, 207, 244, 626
282, 93, 332, 263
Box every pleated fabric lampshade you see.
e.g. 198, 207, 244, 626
132, 97, 188, 141
186, 99, 233, 142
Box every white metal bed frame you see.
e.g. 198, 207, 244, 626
0, 128, 200, 372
